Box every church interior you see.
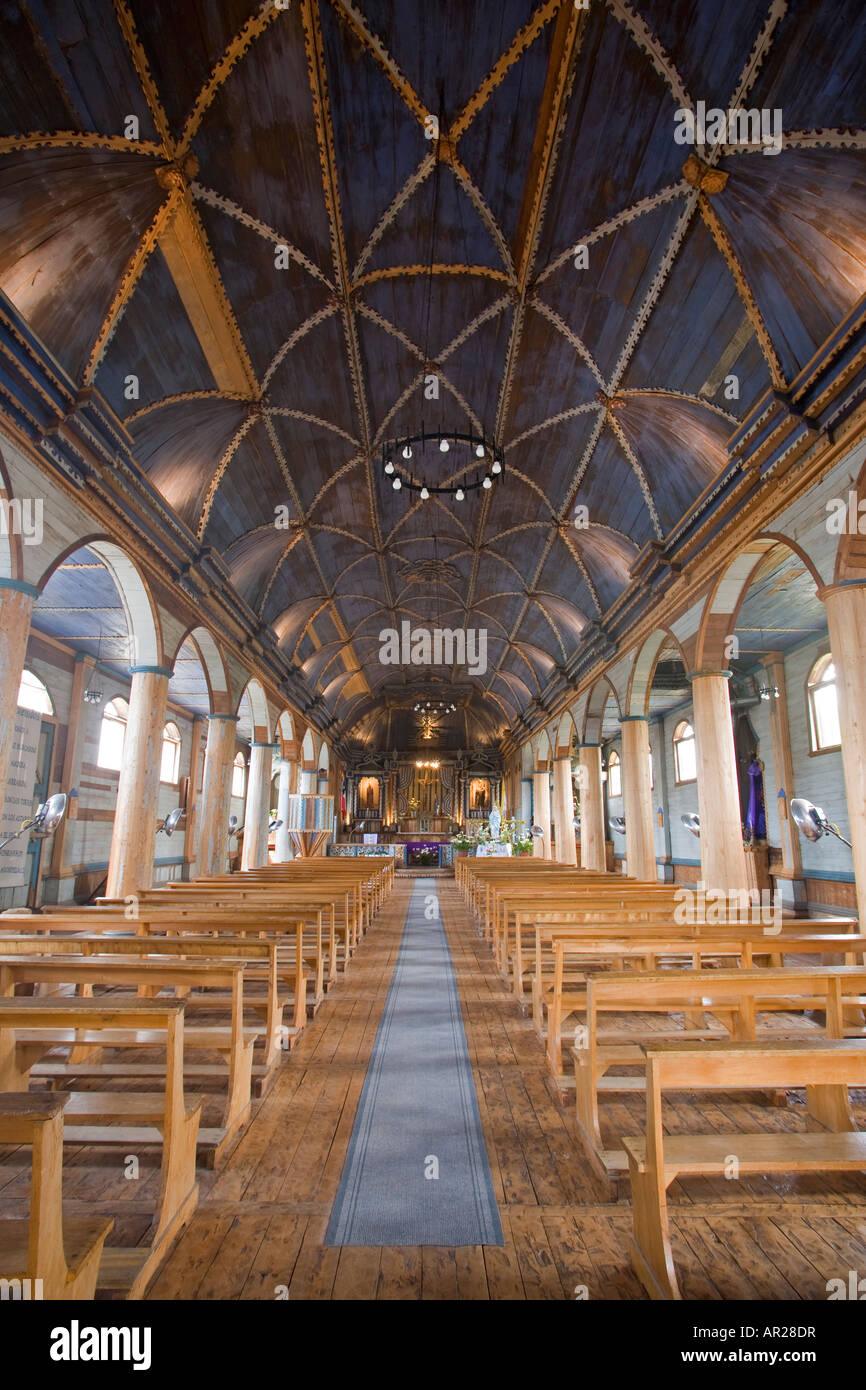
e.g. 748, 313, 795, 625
1, 0, 866, 1322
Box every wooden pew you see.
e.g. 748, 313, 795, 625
0, 957, 258, 1165
571, 964, 866, 1182
0, 1092, 114, 1300
0, 996, 201, 1299
538, 926, 866, 1063
0, 932, 296, 1083
33, 906, 320, 1021
624, 1038, 866, 1300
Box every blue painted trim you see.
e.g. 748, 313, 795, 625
670, 857, 702, 867
620, 715, 649, 723
579, 742, 601, 748
209, 713, 239, 722
803, 868, 856, 883
0, 576, 39, 597
128, 665, 173, 677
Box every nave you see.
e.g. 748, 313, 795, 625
135, 879, 866, 1302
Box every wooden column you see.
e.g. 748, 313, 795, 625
822, 584, 866, 926
0, 580, 36, 796
690, 671, 748, 895
198, 715, 238, 877
552, 756, 577, 864
762, 652, 804, 890
181, 716, 206, 880
621, 717, 657, 882
532, 770, 551, 858
578, 744, 606, 872
48, 651, 93, 880
105, 667, 170, 899
241, 742, 272, 871
274, 760, 292, 862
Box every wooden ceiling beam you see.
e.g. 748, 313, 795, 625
158, 188, 259, 397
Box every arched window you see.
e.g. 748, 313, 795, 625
160, 721, 181, 784
231, 751, 246, 799
807, 654, 841, 752
97, 698, 128, 772
607, 750, 622, 798
673, 720, 696, 784
17, 668, 53, 716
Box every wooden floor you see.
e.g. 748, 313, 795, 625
7, 879, 866, 1300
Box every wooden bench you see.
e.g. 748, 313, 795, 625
625, 1039, 866, 1299
0, 996, 201, 1299
33, 906, 321, 1020
539, 927, 866, 1068
0, 931, 296, 1083
572, 964, 866, 1183
0, 1092, 114, 1300
0, 956, 258, 1164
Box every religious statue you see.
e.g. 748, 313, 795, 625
488, 805, 501, 841
745, 755, 767, 844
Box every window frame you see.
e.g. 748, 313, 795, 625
160, 720, 182, 785
607, 749, 622, 799
16, 668, 54, 718
673, 720, 697, 786
231, 751, 246, 800
97, 697, 129, 773
806, 652, 842, 755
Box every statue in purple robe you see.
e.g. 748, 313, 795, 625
745, 757, 767, 843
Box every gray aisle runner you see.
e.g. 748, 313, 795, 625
325, 878, 504, 1246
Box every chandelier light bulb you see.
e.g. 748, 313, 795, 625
402, 444, 413, 459
491, 459, 502, 475
482, 474, 492, 489
455, 487, 465, 501
384, 459, 394, 474
392, 476, 402, 490
475, 443, 485, 458
420, 486, 429, 500
439, 439, 449, 452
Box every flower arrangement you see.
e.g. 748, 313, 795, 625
450, 818, 533, 854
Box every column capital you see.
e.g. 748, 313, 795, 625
578, 741, 601, 748
128, 664, 173, 678
250, 740, 275, 748
687, 668, 732, 681
620, 714, 650, 723
208, 712, 240, 722
0, 576, 39, 597
817, 579, 866, 601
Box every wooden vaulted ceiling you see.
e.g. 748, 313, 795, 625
1, 0, 865, 753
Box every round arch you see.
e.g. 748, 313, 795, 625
37, 535, 162, 668
696, 535, 823, 670
534, 728, 552, 770
235, 676, 271, 742
275, 709, 295, 756
626, 627, 689, 717
169, 625, 230, 714
582, 675, 621, 744
553, 708, 576, 756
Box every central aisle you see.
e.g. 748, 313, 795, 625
325, 878, 502, 1246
